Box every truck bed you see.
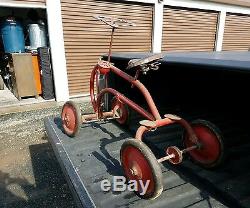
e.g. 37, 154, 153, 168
44, 116, 250, 208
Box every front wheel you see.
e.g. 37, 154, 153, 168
111, 97, 129, 125
61, 101, 82, 137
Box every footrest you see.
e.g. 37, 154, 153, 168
139, 120, 157, 128
164, 114, 182, 121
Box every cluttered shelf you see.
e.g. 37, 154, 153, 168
0, 9, 54, 101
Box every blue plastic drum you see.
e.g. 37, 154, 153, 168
1, 18, 25, 53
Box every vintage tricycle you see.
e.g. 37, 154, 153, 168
61, 15, 224, 200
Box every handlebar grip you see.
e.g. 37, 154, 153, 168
93, 15, 135, 28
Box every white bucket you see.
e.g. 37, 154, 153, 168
28, 23, 47, 50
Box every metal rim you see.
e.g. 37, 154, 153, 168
111, 98, 129, 125
120, 139, 163, 199
61, 101, 81, 137
183, 119, 224, 168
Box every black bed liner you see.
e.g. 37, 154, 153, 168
45, 116, 249, 208
106, 51, 250, 72
45, 51, 250, 208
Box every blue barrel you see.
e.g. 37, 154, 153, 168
1, 18, 25, 53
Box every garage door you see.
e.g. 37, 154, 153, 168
61, 0, 153, 96
223, 13, 250, 51
7, 0, 46, 5
162, 7, 218, 52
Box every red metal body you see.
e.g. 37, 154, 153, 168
86, 15, 203, 153
89, 60, 201, 149
61, 15, 224, 200
90, 62, 161, 121
87, 55, 223, 168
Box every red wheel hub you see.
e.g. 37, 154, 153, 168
112, 98, 128, 124
121, 146, 155, 196
184, 122, 221, 166
166, 146, 183, 165
62, 104, 78, 135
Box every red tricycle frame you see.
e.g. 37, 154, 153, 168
61, 15, 225, 200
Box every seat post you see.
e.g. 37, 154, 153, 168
108, 27, 115, 62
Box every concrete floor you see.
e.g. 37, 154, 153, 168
0, 99, 92, 208
0, 88, 57, 115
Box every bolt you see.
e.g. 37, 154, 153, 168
64, 114, 70, 126
130, 168, 138, 176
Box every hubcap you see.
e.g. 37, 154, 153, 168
121, 146, 155, 196
62, 104, 77, 135
184, 123, 221, 165
112, 98, 128, 124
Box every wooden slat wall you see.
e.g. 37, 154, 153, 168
162, 7, 218, 52
61, 0, 153, 96
223, 13, 250, 51
7, 0, 46, 5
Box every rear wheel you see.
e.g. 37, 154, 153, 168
120, 139, 163, 199
183, 119, 224, 168
61, 101, 82, 137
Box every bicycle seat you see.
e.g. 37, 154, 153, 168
126, 53, 164, 70
93, 15, 135, 28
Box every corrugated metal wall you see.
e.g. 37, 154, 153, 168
61, 0, 153, 96
6, 0, 46, 5
223, 13, 250, 51
207, 0, 250, 8
162, 7, 218, 52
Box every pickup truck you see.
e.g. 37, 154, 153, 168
45, 52, 250, 208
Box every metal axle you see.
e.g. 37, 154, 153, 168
81, 111, 119, 123
157, 145, 197, 163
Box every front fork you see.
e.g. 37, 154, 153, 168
90, 61, 158, 121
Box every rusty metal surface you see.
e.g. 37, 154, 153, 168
90, 63, 161, 121
166, 146, 183, 165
